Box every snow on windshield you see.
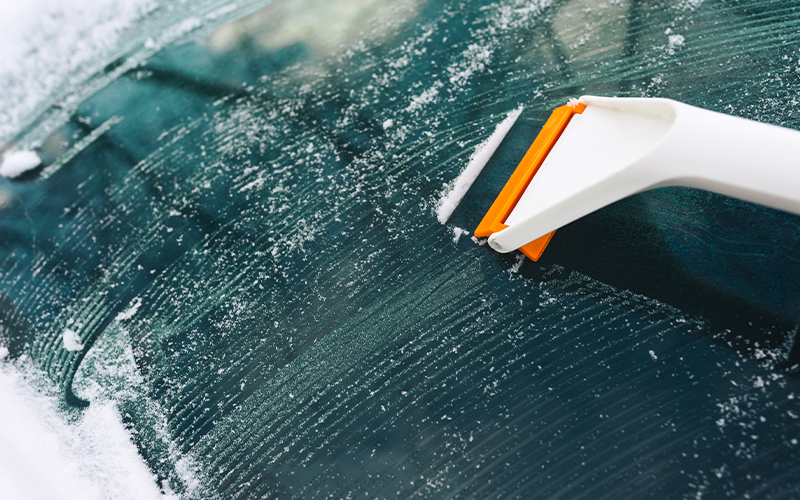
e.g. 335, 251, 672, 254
1, 0, 800, 499
0, 0, 159, 145
0, 0, 271, 148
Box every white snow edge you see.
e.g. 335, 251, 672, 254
436, 106, 523, 224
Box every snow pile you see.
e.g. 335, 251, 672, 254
0, 150, 42, 178
436, 106, 524, 224
0, 363, 167, 500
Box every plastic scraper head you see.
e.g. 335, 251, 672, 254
478, 95, 800, 261
474, 101, 585, 260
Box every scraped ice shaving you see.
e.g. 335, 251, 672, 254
115, 297, 142, 321
63, 329, 84, 352
471, 236, 487, 246
567, 98, 581, 108
0, 150, 41, 178
509, 253, 525, 273
452, 227, 470, 243
436, 106, 524, 224
0, 346, 8, 360
0, 363, 166, 500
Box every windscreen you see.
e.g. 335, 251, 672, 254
1, 0, 799, 498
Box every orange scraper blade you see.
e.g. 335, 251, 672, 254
474, 102, 586, 261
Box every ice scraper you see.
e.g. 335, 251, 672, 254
474, 96, 800, 260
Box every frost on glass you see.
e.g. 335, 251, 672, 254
1, 0, 800, 498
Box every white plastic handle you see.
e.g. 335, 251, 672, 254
488, 96, 800, 253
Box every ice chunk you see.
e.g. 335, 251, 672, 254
0, 150, 41, 178
62, 329, 84, 352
